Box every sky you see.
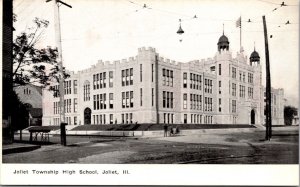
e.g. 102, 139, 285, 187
13, 0, 299, 106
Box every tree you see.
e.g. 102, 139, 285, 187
11, 16, 69, 140
284, 106, 297, 126
13, 15, 69, 88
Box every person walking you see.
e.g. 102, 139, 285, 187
163, 124, 168, 137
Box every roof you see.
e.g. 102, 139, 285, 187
29, 108, 43, 118
218, 34, 229, 44
30, 84, 43, 95
250, 50, 260, 62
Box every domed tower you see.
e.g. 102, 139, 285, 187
250, 47, 260, 66
217, 31, 230, 52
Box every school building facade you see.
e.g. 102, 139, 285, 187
42, 33, 285, 126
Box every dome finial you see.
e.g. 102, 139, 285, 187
222, 23, 224, 35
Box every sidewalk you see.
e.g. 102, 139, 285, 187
2, 143, 41, 155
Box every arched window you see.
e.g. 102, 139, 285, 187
83, 80, 90, 101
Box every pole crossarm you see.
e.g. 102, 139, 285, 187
46, 0, 72, 8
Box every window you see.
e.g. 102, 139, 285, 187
152, 64, 154, 82
184, 114, 187, 124
152, 88, 154, 106
103, 93, 107, 109
74, 98, 78, 112
83, 81, 90, 101
232, 100, 236, 113
109, 71, 113, 88
122, 114, 124, 124
122, 92, 125, 108
110, 114, 113, 124
163, 91, 166, 108
122, 70, 125, 86
232, 83, 236, 96
109, 93, 113, 109
126, 69, 129, 86
103, 72, 106, 88
140, 64, 142, 82
162, 69, 166, 85
219, 81, 221, 94
219, 98, 221, 112
96, 74, 99, 89
219, 64, 221, 75
240, 85, 245, 98
248, 87, 253, 99
166, 70, 169, 86
166, 92, 170, 108
73, 80, 77, 94
170, 70, 173, 87
140, 88, 143, 106
190, 94, 193, 109
248, 73, 253, 83
183, 94, 187, 109
130, 68, 133, 85
190, 73, 193, 89
183, 72, 187, 88
243, 72, 245, 82
232, 67, 236, 79
126, 92, 129, 108
130, 91, 133, 108
74, 116, 77, 125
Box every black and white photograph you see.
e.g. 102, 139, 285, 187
1, 0, 299, 185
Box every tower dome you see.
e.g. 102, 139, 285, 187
217, 34, 230, 52
250, 49, 260, 64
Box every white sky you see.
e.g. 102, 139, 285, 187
13, 0, 299, 105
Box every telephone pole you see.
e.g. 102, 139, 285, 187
46, 0, 72, 145
262, 15, 272, 140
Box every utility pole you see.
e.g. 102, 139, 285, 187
46, 0, 72, 145
262, 15, 272, 140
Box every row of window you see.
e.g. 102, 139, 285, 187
232, 67, 254, 84
93, 93, 114, 110
183, 94, 203, 110
231, 83, 254, 99
183, 73, 203, 90
122, 91, 134, 108
53, 116, 77, 125
162, 91, 174, 108
183, 114, 213, 124
122, 113, 133, 124
54, 99, 78, 114
204, 78, 213, 94
163, 113, 174, 124
204, 97, 213, 112
93, 72, 113, 90
162, 68, 174, 87
122, 68, 133, 86
52, 80, 78, 98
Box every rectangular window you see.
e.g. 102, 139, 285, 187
166, 70, 169, 86
152, 88, 154, 106
109, 93, 113, 109
166, 92, 170, 108
129, 113, 133, 124
109, 71, 113, 88
232, 83, 236, 96
74, 116, 77, 125
190, 73, 193, 89
130, 68, 133, 85
232, 67, 236, 79
232, 100, 237, 113
126, 69, 129, 86
219, 81, 221, 94
122, 114, 124, 124
184, 114, 187, 124
100, 94, 103, 109
130, 91, 133, 108
126, 91, 129, 108
96, 74, 99, 89
103, 72, 106, 88
74, 98, 78, 112
162, 69, 166, 85
140, 88, 143, 106
140, 64, 142, 82
170, 92, 173, 108
183, 94, 187, 109
100, 73, 103, 89
122, 70, 125, 86
152, 64, 154, 82
73, 80, 77, 94
219, 64, 221, 75
183, 72, 187, 88
163, 91, 166, 108
110, 114, 113, 124
122, 92, 125, 108
170, 70, 173, 87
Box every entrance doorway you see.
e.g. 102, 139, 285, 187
84, 108, 91, 125
251, 109, 255, 124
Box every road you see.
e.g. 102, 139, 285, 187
3, 128, 298, 164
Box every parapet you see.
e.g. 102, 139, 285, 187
138, 46, 156, 53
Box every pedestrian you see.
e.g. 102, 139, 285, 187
163, 124, 168, 137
